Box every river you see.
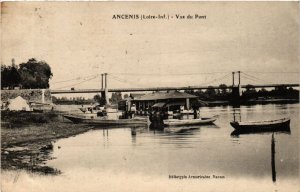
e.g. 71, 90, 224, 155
2, 103, 299, 192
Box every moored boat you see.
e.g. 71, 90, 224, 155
230, 118, 290, 132
63, 114, 148, 126
163, 116, 217, 126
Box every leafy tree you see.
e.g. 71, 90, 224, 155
275, 85, 288, 94
1, 65, 9, 88
109, 92, 122, 104
218, 84, 228, 95
94, 94, 106, 105
244, 84, 256, 94
184, 89, 195, 94
1, 64, 21, 89
9, 65, 21, 88
260, 88, 267, 92
18, 58, 53, 89
124, 94, 129, 99
205, 86, 217, 97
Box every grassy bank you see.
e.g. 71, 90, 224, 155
1, 89, 52, 103
1, 111, 95, 174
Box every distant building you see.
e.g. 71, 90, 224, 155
132, 91, 198, 111
6, 96, 31, 111
118, 93, 145, 111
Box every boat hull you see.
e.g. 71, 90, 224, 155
63, 114, 148, 126
163, 117, 217, 126
230, 118, 290, 132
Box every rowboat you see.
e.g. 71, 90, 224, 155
163, 116, 217, 126
230, 118, 290, 132
63, 114, 148, 126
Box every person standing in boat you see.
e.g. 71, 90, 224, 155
192, 106, 201, 119
197, 107, 201, 119
193, 107, 197, 119
131, 104, 137, 118
179, 105, 185, 120
125, 100, 130, 119
180, 105, 184, 112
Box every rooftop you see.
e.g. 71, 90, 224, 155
134, 91, 197, 101
130, 93, 145, 99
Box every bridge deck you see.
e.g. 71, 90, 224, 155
50, 84, 299, 94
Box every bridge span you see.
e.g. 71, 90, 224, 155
51, 84, 299, 94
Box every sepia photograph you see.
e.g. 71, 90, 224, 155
1, 2, 299, 192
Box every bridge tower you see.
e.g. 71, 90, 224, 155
100, 73, 109, 105
231, 71, 241, 104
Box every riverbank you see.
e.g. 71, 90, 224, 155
205, 98, 299, 106
1, 111, 95, 174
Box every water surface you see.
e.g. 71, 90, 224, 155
2, 103, 299, 192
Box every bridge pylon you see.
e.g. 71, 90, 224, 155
100, 73, 109, 105
232, 71, 242, 105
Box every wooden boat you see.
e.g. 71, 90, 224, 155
163, 116, 217, 126
79, 104, 104, 114
63, 114, 148, 126
231, 127, 291, 136
230, 118, 290, 132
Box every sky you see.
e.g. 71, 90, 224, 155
2, 2, 299, 92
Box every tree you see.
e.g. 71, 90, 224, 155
244, 84, 256, 94
1, 65, 9, 88
124, 94, 129, 99
9, 65, 21, 88
275, 85, 288, 94
94, 94, 106, 105
184, 89, 195, 94
1, 64, 21, 89
110, 92, 122, 104
205, 86, 217, 98
260, 88, 267, 92
218, 84, 228, 95
18, 58, 53, 89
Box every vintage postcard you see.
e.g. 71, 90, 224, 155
1, 2, 299, 192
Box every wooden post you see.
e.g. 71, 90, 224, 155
238, 71, 241, 96
271, 133, 276, 182
186, 98, 190, 110
41, 89, 45, 103
101, 74, 104, 90
104, 73, 109, 104
104, 73, 107, 89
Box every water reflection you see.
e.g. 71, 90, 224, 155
232, 107, 241, 122
149, 122, 164, 130
230, 128, 291, 183
164, 124, 219, 134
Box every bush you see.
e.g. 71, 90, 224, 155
1, 111, 59, 125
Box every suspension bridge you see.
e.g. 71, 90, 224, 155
50, 71, 299, 94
